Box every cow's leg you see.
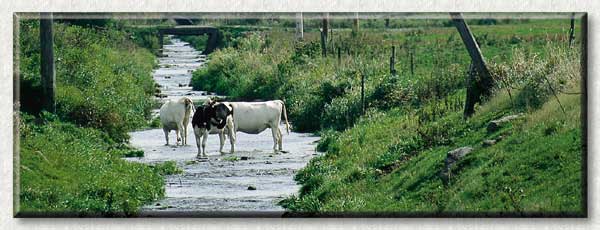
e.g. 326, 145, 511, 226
218, 130, 225, 154
163, 128, 169, 146
271, 127, 279, 153
277, 128, 283, 151
228, 129, 235, 153
176, 123, 183, 146
201, 129, 208, 157
194, 127, 202, 158
183, 124, 187, 145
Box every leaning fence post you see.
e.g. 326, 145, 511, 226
450, 12, 494, 118
569, 12, 576, 47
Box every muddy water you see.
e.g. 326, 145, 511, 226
128, 37, 320, 217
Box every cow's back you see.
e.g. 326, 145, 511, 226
230, 100, 283, 134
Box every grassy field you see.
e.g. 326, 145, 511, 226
17, 19, 180, 216
187, 18, 584, 215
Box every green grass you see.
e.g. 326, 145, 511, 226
19, 20, 157, 142
281, 87, 582, 216
277, 21, 583, 215
222, 156, 241, 162
150, 161, 183, 175
18, 116, 165, 217
191, 19, 579, 133
17, 20, 166, 216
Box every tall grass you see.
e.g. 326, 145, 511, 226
18, 21, 168, 216
191, 19, 573, 132
18, 114, 165, 216
280, 41, 583, 216
19, 20, 156, 141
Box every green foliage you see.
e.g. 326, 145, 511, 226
150, 161, 183, 175
316, 129, 340, 152
180, 35, 209, 51
126, 27, 164, 55
281, 40, 583, 215
222, 156, 241, 161
191, 33, 282, 100
19, 20, 157, 142
18, 117, 164, 217
492, 44, 580, 111
17, 19, 166, 216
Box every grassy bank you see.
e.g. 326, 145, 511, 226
186, 18, 583, 215
17, 20, 176, 216
279, 43, 583, 216
191, 19, 578, 133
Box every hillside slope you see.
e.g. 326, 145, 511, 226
281, 44, 584, 217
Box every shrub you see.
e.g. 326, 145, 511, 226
493, 44, 580, 111
19, 21, 156, 142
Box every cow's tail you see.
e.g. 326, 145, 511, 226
279, 100, 290, 134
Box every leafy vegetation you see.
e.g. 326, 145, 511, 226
18, 20, 169, 216
185, 18, 582, 215
19, 20, 158, 141
18, 114, 167, 217
280, 42, 583, 216
191, 19, 579, 132
16, 15, 584, 216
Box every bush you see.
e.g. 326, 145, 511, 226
493, 44, 580, 111
19, 21, 157, 142
322, 92, 363, 131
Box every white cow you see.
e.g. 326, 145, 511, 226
159, 97, 194, 146
213, 100, 290, 153
192, 99, 235, 158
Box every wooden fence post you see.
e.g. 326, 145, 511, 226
40, 12, 56, 113
321, 13, 329, 57
296, 12, 304, 41
569, 12, 576, 47
390, 46, 397, 75
450, 12, 494, 118
352, 12, 360, 37
337, 46, 341, 65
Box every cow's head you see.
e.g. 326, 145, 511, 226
211, 103, 233, 129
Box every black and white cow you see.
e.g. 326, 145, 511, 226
191, 99, 234, 158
